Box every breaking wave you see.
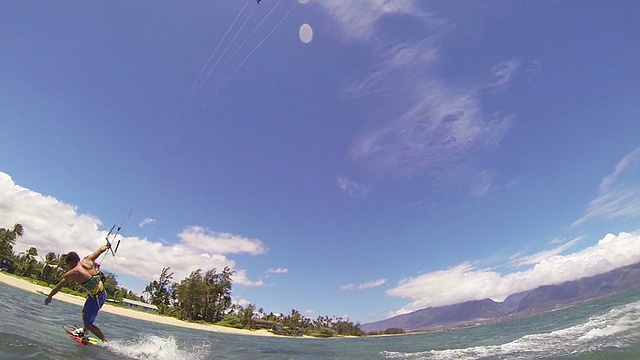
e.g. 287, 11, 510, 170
382, 300, 640, 360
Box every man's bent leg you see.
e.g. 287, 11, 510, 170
87, 323, 108, 342
83, 292, 108, 342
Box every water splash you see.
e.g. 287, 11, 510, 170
382, 300, 640, 360
105, 334, 210, 360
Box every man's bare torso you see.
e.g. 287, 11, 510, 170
68, 257, 99, 283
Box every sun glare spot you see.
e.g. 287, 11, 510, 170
299, 23, 313, 43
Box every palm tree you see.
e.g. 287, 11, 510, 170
0, 223, 24, 257
39, 251, 59, 283
143, 284, 153, 303
26, 246, 38, 258
44, 251, 57, 265
16, 246, 39, 277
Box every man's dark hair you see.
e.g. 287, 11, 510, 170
65, 251, 80, 266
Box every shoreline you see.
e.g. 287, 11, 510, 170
0, 271, 290, 338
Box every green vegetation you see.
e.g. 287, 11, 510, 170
216, 314, 244, 329
367, 328, 407, 335
144, 266, 365, 337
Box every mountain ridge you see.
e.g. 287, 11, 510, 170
362, 262, 640, 333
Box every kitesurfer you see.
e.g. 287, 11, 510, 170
45, 244, 111, 343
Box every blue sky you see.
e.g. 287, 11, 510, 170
1, 0, 639, 323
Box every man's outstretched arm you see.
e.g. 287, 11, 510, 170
87, 244, 111, 262
45, 277, 68, 305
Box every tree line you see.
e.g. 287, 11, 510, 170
144, 266, 365, 337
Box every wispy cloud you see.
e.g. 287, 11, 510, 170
318, 0, 427, 42
386, 231, 640, 316
267, 267, 288, 274
361, 278, 387, 288
342, 39, 439, 99
466, 169, 518, 199
0, 172, 264, 287
138, 218, 156, 227
572, 147, 640, 227
484, 61, 520, 89
349, 82, 512, 179
524, 59, 543, 82
337, 176, 369, 196
509, 236, 582, 267
525, 59, 542, 74
321, 1, 517, 195
342, 278, 387, 291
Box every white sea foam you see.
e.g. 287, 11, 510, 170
382, 300, 640, 360
104, 334, 210, 360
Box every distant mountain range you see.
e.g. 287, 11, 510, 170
361, 262, 640, 333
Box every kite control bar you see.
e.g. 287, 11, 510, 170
100, 208, 131, 263
105, 224, 121, 257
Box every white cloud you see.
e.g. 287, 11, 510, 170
572, 147, 640, 227
233, 297, 252, 308
337, 176, 369, 197
342, 278, 387, 291
0, 172, 103, 255
232, 269, 264, 287
138, 218, 156, 227
267, 267, 288, 274
386, 231, 640, 317
0, 172, 264, 287
178, 226, 266, 256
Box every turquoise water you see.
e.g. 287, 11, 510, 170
1, 282, 640, 359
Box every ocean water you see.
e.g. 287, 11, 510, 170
1, 283, 640, 360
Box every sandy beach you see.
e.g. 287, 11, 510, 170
0, 271, 282, 337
